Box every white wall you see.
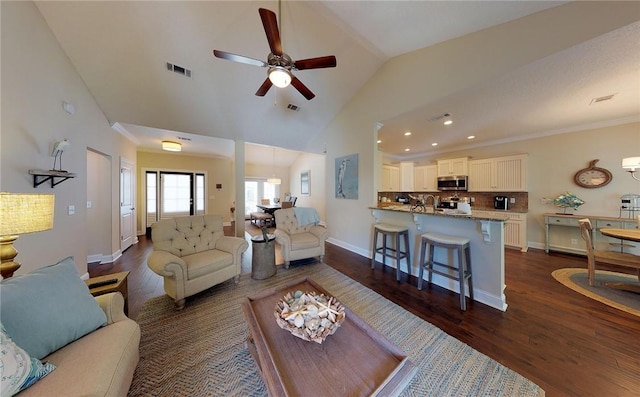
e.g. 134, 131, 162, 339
1, 1, 137, 276
313, 2, 640, 257
288, 152, 326, 221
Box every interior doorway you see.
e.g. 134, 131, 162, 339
86, 149, 112, 263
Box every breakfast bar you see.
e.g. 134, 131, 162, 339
371, 205, 509, 311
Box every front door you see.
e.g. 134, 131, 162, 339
120, 158, 135, 252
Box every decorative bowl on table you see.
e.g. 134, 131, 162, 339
274, 290, 346, 344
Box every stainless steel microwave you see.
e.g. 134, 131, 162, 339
437, 176, 468, 191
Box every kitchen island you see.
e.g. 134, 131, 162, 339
370, 205, 509, 311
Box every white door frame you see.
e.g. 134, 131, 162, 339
120, 157, 136, 252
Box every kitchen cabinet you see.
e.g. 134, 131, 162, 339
413, 165, 438, 192
468, 154, 527, 192
544, 214, 639, 256
437, 157, 468, 176
474, 210, 527, 252
380, 165, 399, 191
399, 162, 414, 192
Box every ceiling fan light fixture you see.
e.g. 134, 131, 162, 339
162, 141, 181, 152
268, 67, 291, 88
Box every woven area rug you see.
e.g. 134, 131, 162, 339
552, 268, 640, 317
130, 263, 544, 396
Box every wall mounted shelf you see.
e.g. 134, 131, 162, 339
29, 169, 77, 188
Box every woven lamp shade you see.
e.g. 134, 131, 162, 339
0, 193, 55, 236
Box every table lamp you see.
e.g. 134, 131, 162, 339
0, 193, 55, 279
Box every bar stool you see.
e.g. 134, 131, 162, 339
418, 232, 473, 311
371, 223, 411, 282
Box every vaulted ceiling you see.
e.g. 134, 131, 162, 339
35, 1, 640, 166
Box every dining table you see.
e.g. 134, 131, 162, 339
598, 227, 640, 294
256, 204, 281, 215
600, 228, 640, 243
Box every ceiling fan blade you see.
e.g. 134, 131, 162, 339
294, 56, 337, 70
259, 8, 282, 56
213, 50, 267, 68
290, 76, 315, 100
255, 78, 273, 97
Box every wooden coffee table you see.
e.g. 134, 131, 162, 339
85, 271, 130, 315
242, 277, 416, 397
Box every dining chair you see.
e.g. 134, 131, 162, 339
281, 201, 293, 209
578, 219, 640, 286
260, 198, 270, 205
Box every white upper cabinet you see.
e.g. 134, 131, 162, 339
437, 157, 468, 176
414, 165, 438, 192
381, 165, 399, 191
468, 154, 528, 192
399, 162, 414, 192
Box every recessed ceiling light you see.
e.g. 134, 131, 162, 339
404, 131, 412, 136
377, 139, 382, 144
404, 148, 410, 152
444, 119, 453, 126
432, 142, 438, 146
467, 135, 475, 140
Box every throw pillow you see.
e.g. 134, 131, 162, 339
0, 322, 55, 396
0, 256, 107, 359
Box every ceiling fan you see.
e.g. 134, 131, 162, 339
213, 7, 336, 100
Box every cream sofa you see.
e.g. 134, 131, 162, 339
0, 257, 140, 397
21, 292, 140, 397
274, 208, 329, 268
148, 214, 248, 309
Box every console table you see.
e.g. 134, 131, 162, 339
544, 213, 639, 255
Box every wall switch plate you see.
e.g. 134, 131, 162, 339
570, 238, 578, 245
87, 201, 92, 208
510, 198, 516, 204
470, 197, 475, 203
68, 205, 75, 215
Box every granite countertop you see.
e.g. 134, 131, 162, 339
370, 205, 511, 222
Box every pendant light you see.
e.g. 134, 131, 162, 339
267, 147, 281, 185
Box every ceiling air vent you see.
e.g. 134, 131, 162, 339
590, 94, 616, 105
166, 62, 192, 78
287, 104, 300, 111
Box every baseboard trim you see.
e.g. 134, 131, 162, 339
326, 237, 369, 258
87, 249, 122, 265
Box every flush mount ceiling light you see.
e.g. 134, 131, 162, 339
443, 113, 453, 125
268, 67, 292, 88
162, 141, 181, 152
404, 131, 412, 136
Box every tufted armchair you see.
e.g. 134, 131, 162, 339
148, 215, 248, 309
274, 208, 329, 268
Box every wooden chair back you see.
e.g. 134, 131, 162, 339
578, 218, 640, 286
261, 198, 271, 205
281, 201, 293, 209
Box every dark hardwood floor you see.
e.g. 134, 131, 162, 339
90, 222, 640, 397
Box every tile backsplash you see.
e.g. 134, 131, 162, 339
378, 191, 529, 212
